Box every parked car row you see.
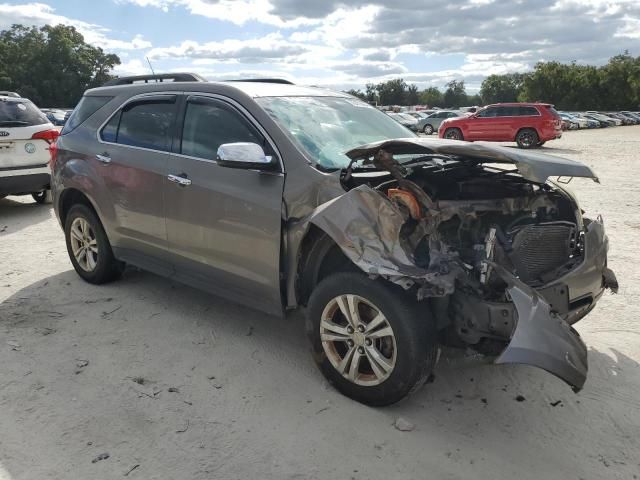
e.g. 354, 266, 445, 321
386, 109, 467, 134
559, 111, 640, 129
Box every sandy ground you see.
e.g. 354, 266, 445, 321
1, 127, 639, 480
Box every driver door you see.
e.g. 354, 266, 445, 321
467, 106, 499, 140
164, 95, 285, 315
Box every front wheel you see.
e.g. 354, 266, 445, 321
516, 128, 539, 149
307, 272, 438, 406
32, 190, 51, 204
423, 124, 434, 135
536, 141, 546, 148
443, 128, 463, 141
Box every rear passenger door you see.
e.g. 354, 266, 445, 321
97, 94, 176, 276
164, 94, 285, 315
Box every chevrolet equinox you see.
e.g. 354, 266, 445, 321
51, 74, 618, 406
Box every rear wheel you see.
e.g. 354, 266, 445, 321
423, 124, 434, 135
516, 128, 539, 149
64, 204, 122, 284
444, 128, 463, 141
32, 190, 51, 204
307, 272, 438, 406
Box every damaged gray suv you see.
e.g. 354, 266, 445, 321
51, 73, 618, 406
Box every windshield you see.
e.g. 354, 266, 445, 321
0, 98, 49, 127
256, 96, 415, 169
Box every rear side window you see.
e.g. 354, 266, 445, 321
62, 96, 113, 134
545, 105, 561, 118
0, 99, 48, 127
180, 98, 263, 160
101, 96, 177, 152
519, 106, 539, 116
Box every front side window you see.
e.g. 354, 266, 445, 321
180, 98, 263, 160
256, 96, 412, 169
477, 107, 498, 118
101, 96, 177, 152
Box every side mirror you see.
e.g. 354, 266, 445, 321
216, 142, 276, 170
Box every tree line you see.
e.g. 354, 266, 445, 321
0, 24, 120, 107
346, 52, 640, 110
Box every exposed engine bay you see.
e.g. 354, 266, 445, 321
307, 138, 618, 391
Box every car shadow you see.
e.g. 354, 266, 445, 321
502, 145, 583, 154
0, 197, 54, 235
0, 270, 637, 478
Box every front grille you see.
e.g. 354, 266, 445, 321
510, 223, 575, 282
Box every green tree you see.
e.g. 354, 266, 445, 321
480, 73, 526, 104
406, 84, 419, 105
376, 78, 408, 105
418, 86, 443, 107
0, 24, 120, 107
443, 80, 467, 108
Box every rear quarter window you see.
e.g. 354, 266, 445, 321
62, 96, 113, 134
0, 99, 49, 127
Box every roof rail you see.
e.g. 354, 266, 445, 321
227, 78, 294, 85
103, 72, 207, 86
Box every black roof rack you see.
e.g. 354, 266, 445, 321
227, 78, 294, 85
103, 72, 207, 86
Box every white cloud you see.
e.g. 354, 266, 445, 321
0, 2, 152, 50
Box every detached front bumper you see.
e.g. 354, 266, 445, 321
494, 217, 617, 392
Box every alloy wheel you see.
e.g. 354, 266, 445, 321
320, 294, 397, 386
70, 217, 99, 272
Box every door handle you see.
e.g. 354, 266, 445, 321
96, 153, 111, 164
167, 174, 192, 186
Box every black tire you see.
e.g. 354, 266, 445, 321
32, 190, 51, 204
64, 204, 122, 284
516, 128, 539, 149
536, 141, 546, 148
306, 272, 438, 406
444, 127, 463, 141
423, 124, 434, 135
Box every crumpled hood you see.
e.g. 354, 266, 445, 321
345, 138, 599, 184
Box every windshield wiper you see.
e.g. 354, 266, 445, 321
0, 120, 30, 127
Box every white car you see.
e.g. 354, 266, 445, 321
0, 95, 59, 203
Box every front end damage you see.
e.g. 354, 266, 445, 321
307, 139, 618, 392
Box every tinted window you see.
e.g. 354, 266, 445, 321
447, 112, 460, 118
519, 106, 539, 116
477, 107, 498, 118
181, 99, 262, 160
104, 97, 176, 151
62, 96, 113, 134
101, 111, 120, 143
0, 99, 48, 127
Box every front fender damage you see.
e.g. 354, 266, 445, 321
307, 184, 464, 296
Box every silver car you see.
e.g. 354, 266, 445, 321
51, 73, 617, 406
417, 110, 464, 134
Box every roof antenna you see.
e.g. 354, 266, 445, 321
146, 56, 156, 76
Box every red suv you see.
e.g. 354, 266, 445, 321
438, 103, 562, 148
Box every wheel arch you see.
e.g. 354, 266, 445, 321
58, 188, 102, 230
295, 225, 359, 307
514, 126, 539, 141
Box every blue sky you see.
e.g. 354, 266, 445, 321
1, 0, 639, 92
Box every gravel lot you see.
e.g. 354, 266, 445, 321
1, 127, 639, 480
